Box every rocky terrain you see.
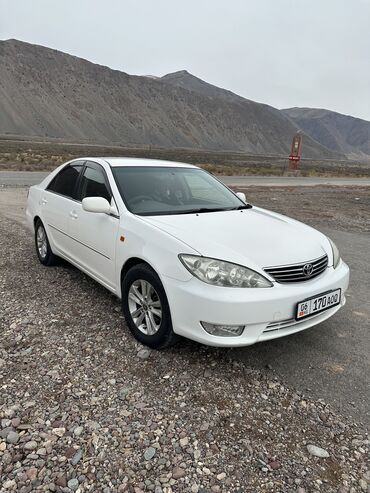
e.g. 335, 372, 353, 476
0, 39, 342, 159
0, 186, 369, 492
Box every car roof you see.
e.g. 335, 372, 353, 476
86, 157, 198, 168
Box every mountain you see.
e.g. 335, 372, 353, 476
282, 107, 370, 158
0, 39, 341, 158
160, 71, 344, 158
161, 70, 251, 103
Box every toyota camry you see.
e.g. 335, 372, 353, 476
26, 158, 349, 348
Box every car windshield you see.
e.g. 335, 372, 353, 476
112, 166, 249, 216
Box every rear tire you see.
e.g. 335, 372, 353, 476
121, 263, 179, 349
34, 219, 59, 266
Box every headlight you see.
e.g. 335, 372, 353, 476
328, 238, 340, 268
179, 254, 273, 288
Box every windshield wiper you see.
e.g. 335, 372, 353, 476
138, 205, 252, 216
176, 207, 231, 214
178, 206, 252, 214
230, 204, 253, 210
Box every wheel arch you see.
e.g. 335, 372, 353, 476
120, 257, 155, 289
119, 256, 179, 348
33, 215, 41, 229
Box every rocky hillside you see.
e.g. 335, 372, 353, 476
160, 69, 320, 151
283, 107, 370, 159
0, 39, 342, 158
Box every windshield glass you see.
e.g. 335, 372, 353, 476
112, 166, 248, 216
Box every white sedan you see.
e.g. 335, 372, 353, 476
26, 158, 349, 348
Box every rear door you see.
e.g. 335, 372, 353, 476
67, 161, 119, 290
41, 162, 84, 257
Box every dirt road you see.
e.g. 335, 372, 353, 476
0, 187, 370, 493
0, 185, 369, 492
1, 185, 369, 428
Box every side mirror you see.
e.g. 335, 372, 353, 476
236, 191, 247, 203
82, 197, 112, 214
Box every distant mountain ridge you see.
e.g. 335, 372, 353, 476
282, 107, 370, 158
0, 39, 346, 158
160, 69, 340, 158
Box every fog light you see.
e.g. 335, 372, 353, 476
201, 322, 245, 337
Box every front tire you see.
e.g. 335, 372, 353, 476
121, 263, 179, 349
35, 219, 59, 266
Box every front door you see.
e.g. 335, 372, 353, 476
67, 162, 119, 291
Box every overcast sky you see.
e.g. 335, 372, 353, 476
1, 0, 369, 120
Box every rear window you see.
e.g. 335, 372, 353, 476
47, 164, 83, 199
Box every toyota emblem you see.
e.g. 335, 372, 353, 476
302, 263, 313, 277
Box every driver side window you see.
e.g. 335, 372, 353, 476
79, 165, 112, 203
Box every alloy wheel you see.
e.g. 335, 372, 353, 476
128, 279, 162, 335
36, 225, 48, 259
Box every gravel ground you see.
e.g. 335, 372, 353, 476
239, 186, 370, 235
0, 190, 369, 492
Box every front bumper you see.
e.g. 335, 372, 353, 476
163, 260, 350, 347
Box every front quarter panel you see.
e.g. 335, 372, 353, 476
116, 213, 195, 297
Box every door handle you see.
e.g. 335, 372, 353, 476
40, 198, 47, 205
69, 210, 78, 219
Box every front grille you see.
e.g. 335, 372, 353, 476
264, 254, 328, 283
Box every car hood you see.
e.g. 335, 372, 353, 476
141, 207, 332, 270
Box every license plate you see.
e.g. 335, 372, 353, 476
296, 289, 341, 320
